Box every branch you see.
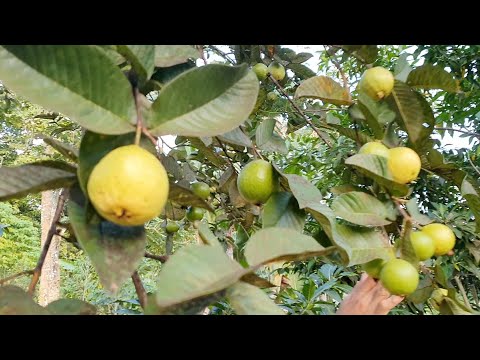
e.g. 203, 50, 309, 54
27, 188, 69, 296
196, 45, 208, 65
207, 45, 235, 65
144, 252, 169, 263
0, 269, 34, 286
468, 155, 480, 177
324, 46, 351, 101
133, 87, 143, 146
268, 74, 333, 148
131, 271, 147, 309
454, 275, 474, 312
214, 136, 236, 170
435, 127, 480, 139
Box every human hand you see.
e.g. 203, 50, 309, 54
336, 273, 404, 315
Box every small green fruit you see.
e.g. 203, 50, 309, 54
358, 66, 395, 101
166, 222, 180, 233
380, 258, 419, 296
186, 207, 205, 221
410, 231, 435, 261
267, 91, 278, 101
268, 61, 286, 81
237, 159, 277, 204
252, 63, 268, 81
191, 182, 210, 200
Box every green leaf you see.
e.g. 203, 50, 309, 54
0, 286, 50, 315
227, 282, 285, 315
155, 45, 199, 67
406, 198, 433, 225
440, 297, 477, 315
117, 45, 155, 80
344, 154, 410, 196
256, 118, 276, 147
461, 178, 480, 233
387, 80, 435, 147
262, 192, 306, 231
395, 222, 419, 267
394, 53, 412, 82
151, 61, 197, 86
407, 64, 458, 92
283, 174, 323, 209
331, 191, 392, 227
0, 161, 77, 201
340, 45, 378, 64
38, 135, 79, 162
330, 124, 374, 145
357, 92, 396, 139
294, 76, 352, 106
291, 52, 313, 64
197, 222, 223, 248
95, 45, 126, 65
244, 228, 332, 266
153, 245, 245, 312
217, 127, 253, 148
188, 137, 226, 168
149, 64, 259, 137
306, 203, 393, 266
434, 263, 450, 288
287, 63, 316, 80
466, 242, 480, 265
259, 133, 288, 154
407, 276, 433, 304
77, 131, 156, 195
0, 45, 136, 135
68, 185, 146, 294
46, 299, 97, 315
168, 183, 214, 212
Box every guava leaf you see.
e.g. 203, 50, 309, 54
287, 63, 316, 80
217, 127, 253, 148
256, 118, 275, 147
168, 183, 214, 212
344, 154, 410, 196
152, 245, 245, 312
117, 45, 155, 80
387, 80, 435, 147
46, 299, 97, 315
197, 221, 223, 248
294, 76, 352, 106
154, 45, 199, 68
331, 191, 392, 227
188, 137, 226, 168
291, 52, 313, 64
77, 131, 156, 195
394, 53, 412, 82
395, 222, 419, 267
68, 184, 146, 294
460, 178, 480, 233
148, 64, 259, 137
151, 61, 197, 86
357, 92, 396, 139
244, 228, 333, 266
407, 64, 458, 93
227, 282, 285, 315
340, 45, 378, 64
439, 297, 477, 315
38, 135, 79, 162
262, 192, 305, 231
273, 171, 323, 209
407, 277, 434, 304
405, 198, 433, 225
0, 161, 77, 201
259, 133, 288, 154
0, 45, 136, 135
0, 286, 50, 315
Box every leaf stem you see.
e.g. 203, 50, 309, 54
131, 271, 147, 309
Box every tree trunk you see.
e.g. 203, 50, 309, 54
38, 190, 61, 306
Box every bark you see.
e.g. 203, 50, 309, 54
38, 190, 61, 306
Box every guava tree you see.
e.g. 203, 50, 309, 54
0, 45, 478, 315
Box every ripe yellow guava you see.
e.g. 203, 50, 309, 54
358, 66, 395, 101
387, 147, 422, 184
380, 258, 419, 296
268, 61, 286, 81
421, 223, 456, 256
410, 231, 435, 261
359, 141, 390, 158
237, 159, 277, 204
252, 63, 268, 81
87, 145, 169, 226
191, 182, 210, 200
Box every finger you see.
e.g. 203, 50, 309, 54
366, 281, 391, 309
352, 273, 377, 295
375, 295, 404, 315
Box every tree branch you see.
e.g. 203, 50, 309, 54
268, 74, 333, 148
133, 87, 143, 146
0, 269, 34, 286
468, 155, 480, 177
214, 136, 236, 169
435, 127, 480, 139
207, 45, 235, 65
454, 275, 474, 312
144, 252, 169, 263
196, 45, 208, 65
131, 271, 147, 309
27, 188, 68, 296
324, 45, 351, 101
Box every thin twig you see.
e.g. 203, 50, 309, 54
268, 74, 333, 148
144, 252, 169, 263
468, 155, 480, 177
27, 189, 68, 296
131, 271, 147, 309
133, 87, 143, 146
324, 45, 351, 101
208, 45, 235, 65
0, 270, 34, 286
392, 197, 414, 224
196, 45, 208, 65
142, 128, 159, 148
435, 127, 480, 140
214, 136, 236, 169
454, 275, 474, 312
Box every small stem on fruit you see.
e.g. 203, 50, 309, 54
131, 271, 147, 309
166, 234, 173, 255
392, 197, 415, 225
28, 188, 68, 296
454, 275, 474, 312
142, 128, 159, 149
268, 74, 333, 148
133, 87, 143, 146
0, 269, 34, 286
144, 252, 169, 263
324, 46, 351, 102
